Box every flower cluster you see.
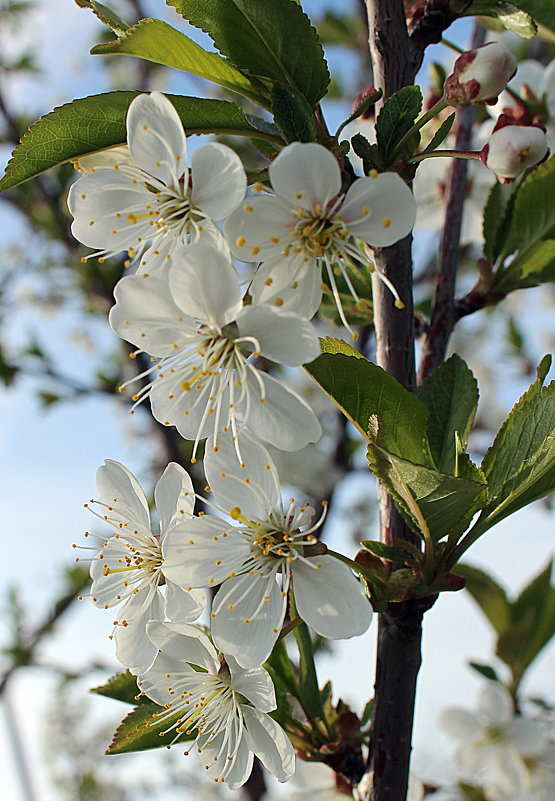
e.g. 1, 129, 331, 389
70, 90, 406, 789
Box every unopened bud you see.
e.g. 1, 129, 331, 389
481, 124, 548, 182
444, 42, 517, 107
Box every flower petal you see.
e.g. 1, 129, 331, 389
211, 572, 286, 668
198, 726, 253, 789
249, 255, 322, 318
227, 656, 276, 713
224, 195, 293, 261
236, 304, 320, 366
512, 718, 548, 757
341, 172, 416, 247
478, 682, 512, 725
237, 371, 322, 451
243, 705, 296, 782
110, 272, 195, 357
126, 92, 187, 185
191, 142, 246, 219
114, 588, 164, 672
138, 651, 196, 705
146, 620, 219, 672
162, 515, 250, 588
154, 462, 195, 535
96, 459, 150, 532
292, 555, 372, 639
269, 143, 341, 209
438, 708, 483, 741
163, 581, 206, 622
168, 244, 242, 326
204, 430, 280, 520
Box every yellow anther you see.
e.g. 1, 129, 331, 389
382, 217, 391, 229
243, 204, 253, 213
369, 168, 379, 178
235, 236, 246, 247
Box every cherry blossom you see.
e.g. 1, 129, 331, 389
76, 460, 205, 672
224, 142, 416, 330
68, 92, 246, 272
444, 43, 517, 107
162, 430, 373, 669
137, 621, 295, 788
109, 243, 322, 456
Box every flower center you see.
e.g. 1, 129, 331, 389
290, 204, 347, 259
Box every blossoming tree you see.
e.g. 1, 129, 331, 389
1, 0, 554, 800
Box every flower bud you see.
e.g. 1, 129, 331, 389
481, 124, 548, 182
444, 42, 517, 107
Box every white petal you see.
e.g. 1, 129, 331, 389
438, 708, 483, 741
198, 726, 253, 789
96, 459, 150, 531
149, 372, 223, 440
146, 620, 219, 672
110, 272, 195, 357
162, 515, 249, 588
224, 195, 293, 260
227, 656, 276, 712
512, 718, 548, 757
155, 462, 195, 534
211, 573, 286, 668
168, 244, 242, 326
126, 92, 187, 185
237, 371, 322, 451
163, 581, 205, 622
292, 555, 372, 639
190, 142, 246, 219
341, 172, 416, 247
236, 304, 320, 366
138, 651, 196, 705
243, 705, 295, 782
204, 429, 280, 519
249, 255, 322, 318
73, 144, 132, 173
269, 143, 341, 209
114, 588, 164, 672
478, 682, 513, 725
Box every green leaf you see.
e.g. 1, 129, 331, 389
0, 92, 281, 192
91, 671, 149, 705
360, 540, 414, 565
106, 703, 196, 754
454, 563, 511, 635
493, 239, 555, 293
464, 1, 537, 37
306, 339, 433, 465
75, 0, 129, 33
264, 639, 297, 727
473, 357, 555, 535
91, 19, 268, 106
468, 661, 500, 682
417, 354, 479, 475
499, 0, 555, 32
350, 133, 382, 171
497, 560, 555, 678
505, 155, 555, 255
367, 431, 486, 542
482, 179, 516, 263
422, 112, 456, 154
335, 88, 382, 138
168, 0, 330, 106
375, 86, 422, 164
271, 83, 318, 143
293, 620, 325, 721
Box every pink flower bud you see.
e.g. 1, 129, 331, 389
481, 124, 548, 181
444, 42, 517, 107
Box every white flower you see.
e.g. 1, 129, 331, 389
109, 243, 322, 455
224, 142, 416, 330
444, 43, 517, 106
439, 683, 548, 798
68, 92, 246, 271
77, 460, 205, 672
481, 125, 548, 181
492, 58, 555, 149
288, 760, 352, 800
137, 621, 295, 789
162, 430, 373, 668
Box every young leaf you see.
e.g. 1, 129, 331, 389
360, 540, 414, 565
492, 239, 555, 293
91, 670, 149, 705
454, 563, 511, 635
375, 85, 422, 164
468, 662, 500, 682
367, 430, 486, 542
271, 83, 318, 143
472, 356, 555, 536
264, 639, 296, 727
505, 155, 555, 255
75, 0, 129, 33
306, 341, 433, 466
462, 1, 537, 38
106, 703, 196, 754
422, 112, 456, 154
0, 92, 281, 192
168, 0, 330, 107
482, 179, 516, 263
417, 354, 479, 475
91, 19, 269, 106
293, 620, 325, 721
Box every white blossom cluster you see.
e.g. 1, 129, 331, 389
70, 90, 418, 788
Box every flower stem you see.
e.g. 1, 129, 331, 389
393, 96, 450, 160
408, 148, 481, 164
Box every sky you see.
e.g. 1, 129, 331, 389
1, 1, 554, 800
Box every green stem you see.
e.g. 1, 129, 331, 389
441, 37, 464, 54
393, 95, 450, 159
409, 148, 481, 164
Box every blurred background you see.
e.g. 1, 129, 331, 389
1, 1, 553, 799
